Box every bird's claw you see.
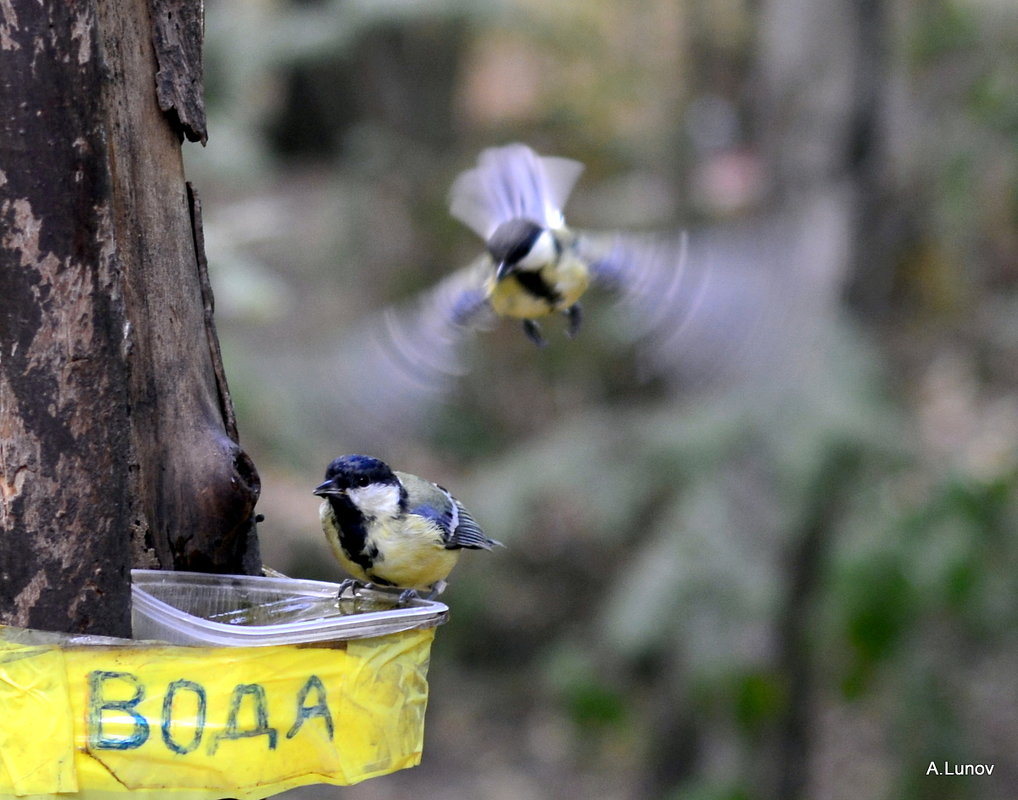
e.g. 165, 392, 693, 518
522, 319, 547, 347
337, 579, 446, 610
397, 588, 420, 607
397, 579, 447, 606
336, 579, 384, 612
564, 303, 583, 338
336, 578, 366, 599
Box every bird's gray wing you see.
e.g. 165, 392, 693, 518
446, 499, 500, 550
317, 257, 495, 447
449, 144, 585, 238
373, 256, 493, 383
580, 214, 828, 390
579, 229, 706, 343
398, 472, 499, 550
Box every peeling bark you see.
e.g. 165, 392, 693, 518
0, 0, 259, 637
150, 0, 208, 144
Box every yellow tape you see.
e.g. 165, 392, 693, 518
0, 626, 434, 799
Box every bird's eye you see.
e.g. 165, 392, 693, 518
356, 476, 370, 487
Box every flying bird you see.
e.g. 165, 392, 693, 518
320, 144, 703, 439
419, 143, 695, 347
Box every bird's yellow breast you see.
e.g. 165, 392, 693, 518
320, 501, 461, 591
364, 515, 461, 590
486, 252, 590, 319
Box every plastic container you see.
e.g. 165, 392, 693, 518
131, 569, 449, 646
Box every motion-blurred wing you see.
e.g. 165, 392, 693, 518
449, 144, 585, 238
325, 258, 494, 445
585, 213, 836, 389
580, 229, 706, 344
628, 225, 773, 385
577, 222, 810, 389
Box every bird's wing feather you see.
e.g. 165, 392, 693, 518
579, 217, 825, 389
449, 144, 585, 238
398, 472, 457, 535
398, 472, 498, 550
579, 229, 706, 341
374, 259, 490, 382
318, 257, 495, 447
445, 500, 499, 550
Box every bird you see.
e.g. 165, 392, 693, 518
312, 454, 501, 598
432, 142, 694, 347
311, 144, 701, 442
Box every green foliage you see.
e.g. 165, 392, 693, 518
839, 554, 918, 697
669, 784, 751, 800
731, 669, 786, 734
909, 1, 981, 65
563, 679, 628, 730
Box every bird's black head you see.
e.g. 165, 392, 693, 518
314, 454, 399, 497
487, 218, 545, 280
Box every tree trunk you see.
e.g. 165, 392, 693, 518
751, 1, 890, 797
0, 0, 260, 638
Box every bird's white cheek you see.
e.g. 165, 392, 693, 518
517, 230, 558, 270
347, 484, 401, 517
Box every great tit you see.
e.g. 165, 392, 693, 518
313, 454, 500, 596
445, 144, 592, 345
362, 144, 697, 385
435, 143, 691, 347
318, 143, 706, 444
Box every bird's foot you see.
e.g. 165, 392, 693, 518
336, 579, 381, 612
397, 580, 447, 606
336, 578, 367, 600
522, 319, 547, 347
564, 303, 583, 338
397, 588, 421, 607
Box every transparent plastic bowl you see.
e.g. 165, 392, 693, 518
131, 569, 449, 646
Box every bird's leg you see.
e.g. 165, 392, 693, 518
336, 579, 380, 613
422, 580, 447, 601
522, 319, 547, 347
564, 303, 583, 338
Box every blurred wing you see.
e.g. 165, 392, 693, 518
449, 144, 585, 238
580, 229, 707, 343
581, 212, 839, 390
323, 258, 494, 446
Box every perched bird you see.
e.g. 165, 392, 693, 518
313, 454, 500, 597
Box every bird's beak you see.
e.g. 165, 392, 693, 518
313, 480, 344, 498
495, 261, 513, 282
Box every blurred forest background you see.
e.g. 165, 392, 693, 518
183, 0, 1018, 798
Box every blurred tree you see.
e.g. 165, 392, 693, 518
0, 0, 260, 637
265, 17, 468, 160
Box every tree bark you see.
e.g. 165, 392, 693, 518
0, 0, 260, 637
